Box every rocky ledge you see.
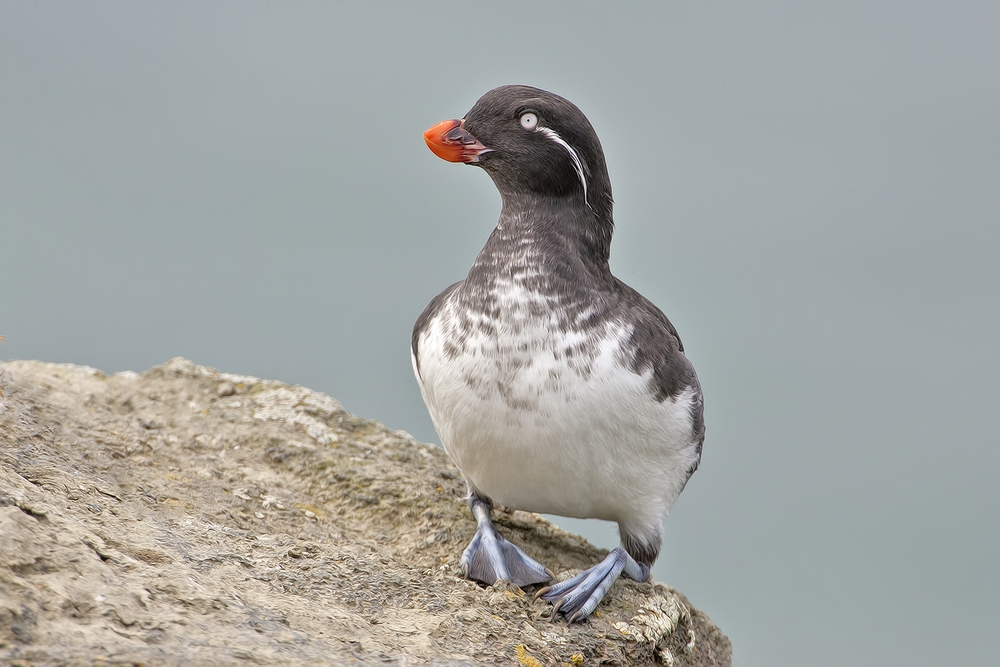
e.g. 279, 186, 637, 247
0, 358, 730, 666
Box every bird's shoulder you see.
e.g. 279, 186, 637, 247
411, 280, 463, 372
609, 278, 700, 403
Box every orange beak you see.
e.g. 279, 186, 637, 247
423, 119, 492, 163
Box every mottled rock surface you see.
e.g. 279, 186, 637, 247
0, 358, 731, 666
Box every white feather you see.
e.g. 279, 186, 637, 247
536, 126, 589, 206
414, 280, 700, 546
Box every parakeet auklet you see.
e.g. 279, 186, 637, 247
411, 85, 705, 622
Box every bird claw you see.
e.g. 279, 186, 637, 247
539, 547, 646, 622
549, 595, 566, 621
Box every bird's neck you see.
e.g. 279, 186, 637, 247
463, 194, 617, 303
492, 192, 615, 268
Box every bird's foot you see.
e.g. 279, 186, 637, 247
536, 547, 650, 623
460, 521, 554, 588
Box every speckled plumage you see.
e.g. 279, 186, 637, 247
413, 86, 705, 615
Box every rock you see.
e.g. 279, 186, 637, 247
0, 358, 731, 666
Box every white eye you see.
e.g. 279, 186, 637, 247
519, 112, 538, 130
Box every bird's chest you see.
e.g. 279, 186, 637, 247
418, 282, 608, 416
414, 278, 697, 521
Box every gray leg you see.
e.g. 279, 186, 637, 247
459, 494, 554, 587
537, 547, 650, 623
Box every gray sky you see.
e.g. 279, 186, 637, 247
2, 2, 998, 665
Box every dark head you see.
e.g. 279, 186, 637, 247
424, 86, 614, 224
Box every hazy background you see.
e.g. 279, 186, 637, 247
2, 2, 998, 665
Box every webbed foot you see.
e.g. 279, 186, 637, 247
536, 547, 650, 622
460, 493, 553, 587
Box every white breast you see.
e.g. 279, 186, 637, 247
413, 279, 700, 540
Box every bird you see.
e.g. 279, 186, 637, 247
411, 85, 705, 622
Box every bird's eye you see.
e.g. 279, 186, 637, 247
519, 112, 538, 130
